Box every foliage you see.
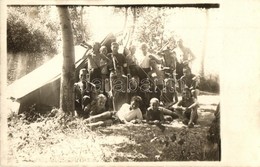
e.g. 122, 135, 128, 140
7, 6, 60, 54
199, 74, 220, 93
68, 6, 91, 45
133, 7, 177, 53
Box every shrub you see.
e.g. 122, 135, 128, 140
7, 6, 59, 54
199, 74, 220, 93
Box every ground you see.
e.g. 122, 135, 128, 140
7, 94, 219, 163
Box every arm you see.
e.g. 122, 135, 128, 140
159, 111, 165, 122
191, 74, 200, 89
100, 53, 112, 64
136, 108, 143, 120
187, 48, 196, 62
108, 54, 116, 72
173, 91, 178, 105
125, 55, 131, 75
172, 100, 186, 118
149, 54, 162, 64
172, 52, 177, 71
146, 108, 152, 123
182, 48, 195, 64
120, 117, 130, 124
160, 107, 173, 115
74, 84, 81, 101
122, 55, 128, 75
174, 100, 186, 111
82, 49, 93, 59
188, 98, 198, 110
166, 90, 179, 109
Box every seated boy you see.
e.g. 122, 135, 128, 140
75, 68, 96, 117
173, 88, 199, 128
116, 96, 143, 124
146, 98, 178, 124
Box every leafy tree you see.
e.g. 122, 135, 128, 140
131, 7, 177, 53
7, 6, 60, 54
7, 6, 61, 84
68, 6, 91, 45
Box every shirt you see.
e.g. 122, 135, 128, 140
107, 53, 127, 72
126, 54, 137, 66
74, 81, 88, 101
138, 54, 151, 68
180, 74, 197, 89
117, 103, 143, 122
162, 52, 176, 70
87, 52, 102, 70
177, 97, 195, 108
146, 107, 166, 121
88, 100, 106, 116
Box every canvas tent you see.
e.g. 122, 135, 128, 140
7, 33, 116, 113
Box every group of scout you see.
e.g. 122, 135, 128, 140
74, 40, 200, 128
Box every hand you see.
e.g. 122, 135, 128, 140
182, 107, 187, 111
154, 120, 160, 124
183, 60, 189, 65
107, 91, 113, 98
130, 120, 137, 124
136, 119, 142, 124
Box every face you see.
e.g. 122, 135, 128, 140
130, 100, 139, 110
93, 43, 101, 52
79, 72, 86, 81
111, 44, 119, 54
151, 101, 159, 110
183, 69, 191, 76
100, 47, 107, 55
182, 90, 191, 100
178, 40, 183, 47
130, 46, 136, 54
141, 45, 148, 55
97, 97, 106, 108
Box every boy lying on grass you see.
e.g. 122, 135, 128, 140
173, 88, 199, 128
116, 96, 143, 124
84, 94, 113, 127
146, 98, 179, 124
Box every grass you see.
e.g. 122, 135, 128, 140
7, 95, 219, 163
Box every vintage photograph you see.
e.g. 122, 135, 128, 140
5, 4, 221, 163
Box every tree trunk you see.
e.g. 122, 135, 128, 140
57, 6, 75, 114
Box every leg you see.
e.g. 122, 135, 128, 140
187, 108, 198, 128
75, 100, 84, 117
190, 108, 198, 124
109, 72, 117, 111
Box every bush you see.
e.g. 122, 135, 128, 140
199, 74, 220, 93
7, 6, 59, 54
